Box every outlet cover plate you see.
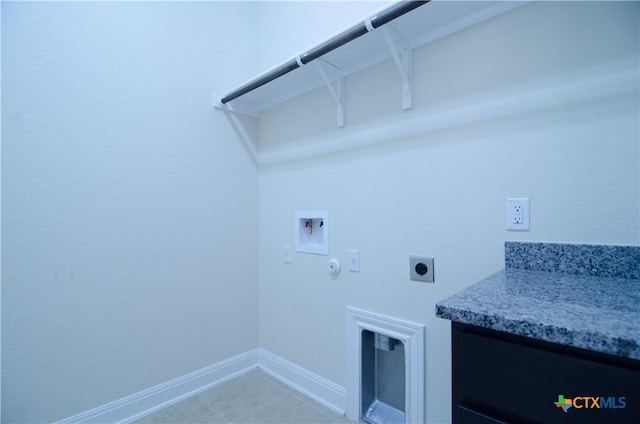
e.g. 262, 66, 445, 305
283, 245, 291, 264
506, 198, 530, 231
410, 255, 434, 283
348, 249, 360, 272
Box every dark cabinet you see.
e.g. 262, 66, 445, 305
452, 322, 640, 424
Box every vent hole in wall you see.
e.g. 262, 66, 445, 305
361, 330, 406, 424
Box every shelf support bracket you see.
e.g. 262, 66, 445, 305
212, 92, 259, 164
314, 59, 344, 128
381, 26, 412, 110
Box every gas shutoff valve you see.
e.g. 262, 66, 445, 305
328, 258, 341, 275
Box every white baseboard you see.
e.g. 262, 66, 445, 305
257, 349, 346, 415
55, 348, 346, 423
56, 349, 259, 424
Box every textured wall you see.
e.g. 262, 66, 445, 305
257, 2, 639, 422
2, 2, 259, 422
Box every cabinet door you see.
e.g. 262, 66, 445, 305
452, 323, 640, 424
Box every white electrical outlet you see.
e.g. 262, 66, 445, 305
506, 198, 530, 231
348, 249, 360, 272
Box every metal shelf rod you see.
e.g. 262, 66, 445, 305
219, 0, 428, 105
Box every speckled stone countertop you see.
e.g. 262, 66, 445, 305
436, 242, 640, 360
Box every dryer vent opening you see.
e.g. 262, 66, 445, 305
361, 330, 406, 424
346, 307, 425, 424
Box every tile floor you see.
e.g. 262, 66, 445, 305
133, 368, 355, 424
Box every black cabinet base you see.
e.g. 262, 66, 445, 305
452, 322, 640, 424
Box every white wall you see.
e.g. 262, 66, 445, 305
257, 2, 639, 423
1, 2, 259, 422
3, 1, 638, 423
255, 1, 388, 71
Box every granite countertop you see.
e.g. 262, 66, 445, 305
436, 242, 640, 360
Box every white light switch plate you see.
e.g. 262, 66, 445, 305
283, 245, 291, 263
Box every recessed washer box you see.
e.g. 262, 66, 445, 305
295, 211, 328, 255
